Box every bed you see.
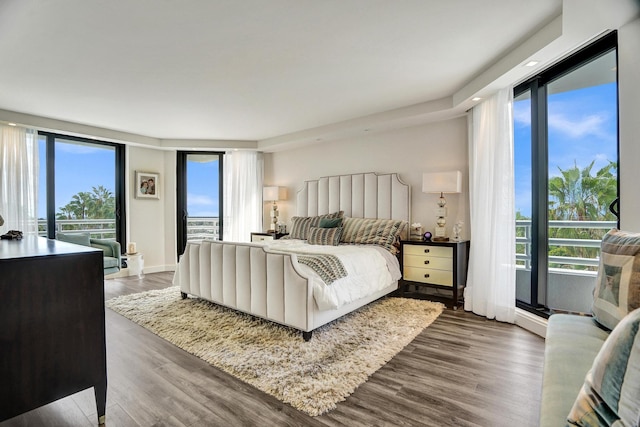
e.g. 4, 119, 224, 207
173, 172, 410, 340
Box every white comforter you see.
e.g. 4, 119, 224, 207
262, 239, 401, 311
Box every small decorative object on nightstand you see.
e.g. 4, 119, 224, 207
250, 231, 289, 243
399, 239, 470, 309
422, 170, 462, 241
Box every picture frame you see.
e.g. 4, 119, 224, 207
135, 171, 160, 199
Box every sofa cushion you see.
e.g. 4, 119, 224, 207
540, 314, 610, 427
567, 308, 640, 426
592, 229, 640, 331
103, 256, 120, 270
56, 232, 91, 247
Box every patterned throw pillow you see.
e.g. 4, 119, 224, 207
567, 308, 640, 426
592, 229, 640, 331
288, 211, 344, 240
340, 217, 407, 253
307, 227, 342, 246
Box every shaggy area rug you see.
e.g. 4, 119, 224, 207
106, 287, 444, 416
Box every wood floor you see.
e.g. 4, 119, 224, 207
2, 272, 545, 427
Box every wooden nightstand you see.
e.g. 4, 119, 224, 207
250, 232, 288, 242
399, 239, 470, 309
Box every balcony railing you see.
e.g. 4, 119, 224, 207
516, 219, 617, 272
39, 217, 221, 241
186, 217, 220, 240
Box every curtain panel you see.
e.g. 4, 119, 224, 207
0, 125, 39, 235
464, 88, 516, 323
223, 151, 263, 242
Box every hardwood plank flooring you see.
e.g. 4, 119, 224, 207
2, 272, 545, 427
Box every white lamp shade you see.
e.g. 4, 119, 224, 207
263, 186, 287, 201
422, 171, 462, 194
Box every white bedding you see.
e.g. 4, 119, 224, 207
261, 239, 401, 311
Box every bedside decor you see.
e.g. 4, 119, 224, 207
263, 186, 286, 232
409, 222, 423, 240
422, 170, 462, 241
135, 171, 160, 199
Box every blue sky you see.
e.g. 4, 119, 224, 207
513, 82, 618, 217
186, 157, 220, 217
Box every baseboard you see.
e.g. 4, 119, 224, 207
515, 308, 547, 338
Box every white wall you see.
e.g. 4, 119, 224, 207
264, 117, 470, 239
127, 146, 177, 273
618, 16, 640, 231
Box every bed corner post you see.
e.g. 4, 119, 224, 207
181, 292, 188, 299
302, 331, 312, 342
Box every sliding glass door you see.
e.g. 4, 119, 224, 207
176, 151, 224, 256
514, 32, 619, 315
39, 132, 125, 246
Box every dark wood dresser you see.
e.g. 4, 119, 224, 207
0, 236, 107, 425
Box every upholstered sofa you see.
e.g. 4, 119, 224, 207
56, 232, 121, 275
539, 229, 640, 426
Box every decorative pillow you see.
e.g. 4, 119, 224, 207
340, 217, 407, 253
319, 218, 343, 228
592, 229, 640, 331
56, 232, 91, 247
288, 211, 343, 240
567, 308, 640, 426
307, 227, 342, 246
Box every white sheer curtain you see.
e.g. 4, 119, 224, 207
223, 150, 263, 242
0, 124, 39, 235
464, 88, 516, 323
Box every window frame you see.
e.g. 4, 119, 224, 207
39, 131, 126, 250
513, 31, 619, 316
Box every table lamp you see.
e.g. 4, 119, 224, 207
422, 171, 462, 241
263, 186, 287, 232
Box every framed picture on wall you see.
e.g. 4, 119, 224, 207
135, 171, 160, 199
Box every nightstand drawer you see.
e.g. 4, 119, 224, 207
403, 244, 452, 259
251, 235, 274, 242
403, 254, 452, 270
403, 267, 453, 286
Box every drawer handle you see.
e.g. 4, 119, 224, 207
424, 249, 430, 253
424, 274, 430, 278
424, 260, 430, 265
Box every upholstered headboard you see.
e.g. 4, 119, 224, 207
295, 172, 410, 224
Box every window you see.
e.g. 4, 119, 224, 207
514, 32, 618, 315
39, 132, 126, 248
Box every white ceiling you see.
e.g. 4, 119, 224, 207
0, 0, 567, 143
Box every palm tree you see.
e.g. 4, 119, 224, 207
547, 160, 617, 270
89, 185, 115, 219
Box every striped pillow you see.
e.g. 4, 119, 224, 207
307, 227, 342, 246
567, 308, 640, 426
592, 229, 640, 330
340, 217, 407, 253
288, 211, 344, 240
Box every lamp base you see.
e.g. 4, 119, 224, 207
432, 236, 449, 242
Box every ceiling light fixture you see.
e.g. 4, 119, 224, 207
472, 97, 482, 102
7, 122, 17, 126
524, 60, 540, 67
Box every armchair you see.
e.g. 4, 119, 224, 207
56, 232, 121, 275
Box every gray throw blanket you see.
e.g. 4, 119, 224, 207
297, 254, 347, 285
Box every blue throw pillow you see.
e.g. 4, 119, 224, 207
567, 308, 640, 426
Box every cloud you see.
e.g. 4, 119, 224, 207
513, 102, 531, 126
548, 112, 610, 139
187, 193, 216, 206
